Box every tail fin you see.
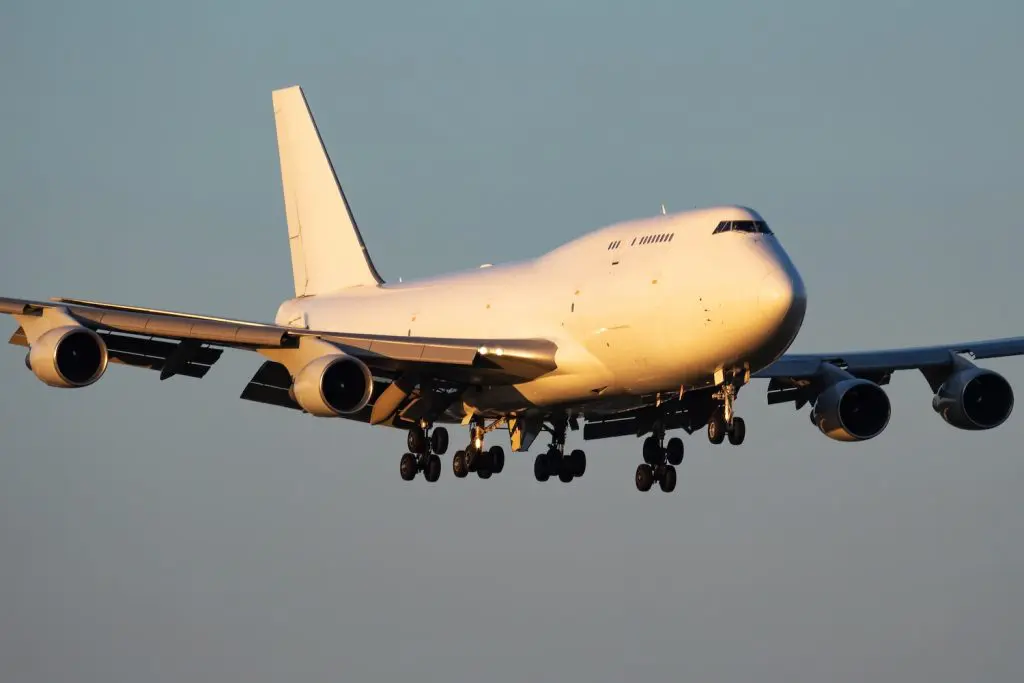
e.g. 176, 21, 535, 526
272, 85, 384, 296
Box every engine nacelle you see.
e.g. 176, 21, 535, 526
933, 368, 1013, 430
811, 378, 891, 442
290, 353, 374, 417
27, 326, 109, 388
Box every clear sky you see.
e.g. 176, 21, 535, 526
2, 1, 1023, 681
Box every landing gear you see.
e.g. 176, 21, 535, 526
635, 428, 680, 493
451, 418, 507, 481
400, 424, 449, 482
533, 418, 586, 483
708, 382, 746, 446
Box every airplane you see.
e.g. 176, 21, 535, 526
3, 85, 1022, 493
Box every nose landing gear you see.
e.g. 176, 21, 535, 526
707, 382, 746, 446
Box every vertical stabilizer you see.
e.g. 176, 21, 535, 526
272, 86, 384, 296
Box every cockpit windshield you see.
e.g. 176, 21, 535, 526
712, 220, 773, 235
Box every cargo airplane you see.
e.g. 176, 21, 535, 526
3, 86, 1021, 492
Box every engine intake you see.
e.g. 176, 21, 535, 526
291, 353, 374, 417
933, 368, 1013, 430
28, 326, 109, 388
811, 378, 891, 442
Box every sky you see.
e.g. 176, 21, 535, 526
1, 0, 1023, 681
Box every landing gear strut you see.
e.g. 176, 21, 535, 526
708, 382, 746, 446
452, 417, 506, 480
533, 417, 586, 483
634, 424, 679, 493
399, 422, 447, 483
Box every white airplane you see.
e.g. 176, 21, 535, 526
3, 85, 1021, 492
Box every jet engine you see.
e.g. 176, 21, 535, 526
932, 367, 1013, 430
27, 325, 109, 388
290, 353, 374, 417
811, 378, 891, 442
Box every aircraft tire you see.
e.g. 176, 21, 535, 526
407, 427, 428, 454
642, 436, 664, 464
666, 437, 684, 465
635, 464, 654, 492
453, 450, 469, 478
534, 453, 550, 482
400, 452, 417, 481
424, 454, 442, 482
660, 465, 677, 493
708, 411, 726, 445
570, 449, 586, 477
728, 417, 746, 446
489, 445, 505, 474
430, 427, 449, 455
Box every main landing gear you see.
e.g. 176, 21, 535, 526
451, 418, 506, 480
533, 418, 586, 483
634, 428, 682, 493
706, 383, 746, 446
399, 423, 449, 483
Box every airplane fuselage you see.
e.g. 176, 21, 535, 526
275, 205, 808, 414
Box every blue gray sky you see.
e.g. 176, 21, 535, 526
2, 1, 1023, 681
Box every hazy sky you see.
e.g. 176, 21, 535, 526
2, 1, 1023, 681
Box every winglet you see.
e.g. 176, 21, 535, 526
272, 85, 384, 296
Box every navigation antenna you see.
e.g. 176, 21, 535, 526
661, 203, 667, 215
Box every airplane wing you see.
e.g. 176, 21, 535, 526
754, 337, 1024, 407
1, 296, 558, 424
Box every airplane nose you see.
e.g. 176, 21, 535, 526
758, 264, 806, 323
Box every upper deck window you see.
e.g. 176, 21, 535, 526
712, 220, 773, 235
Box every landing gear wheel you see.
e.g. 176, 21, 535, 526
430, 427, 449, 455
558, 459, 574, 483
452, 450, 468, 478
424, 454, 442, 482
665, 437, 684, 466
477, 467, 492, 479
728, 417, 746, 446
407, 427, 428, 454
659, 464, 677, 492
635, 463, 654, 492
489, 446, 505, 474
400, 452, 417, 481
569, 449, 586, 477
642, 436, 665, 464
708, 410, 726, 445
534, 453, 550, 482
545, 448, 561, 476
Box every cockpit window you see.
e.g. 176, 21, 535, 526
712, 220, 773, 235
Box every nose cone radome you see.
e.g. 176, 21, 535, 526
758, 264, 806, 326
